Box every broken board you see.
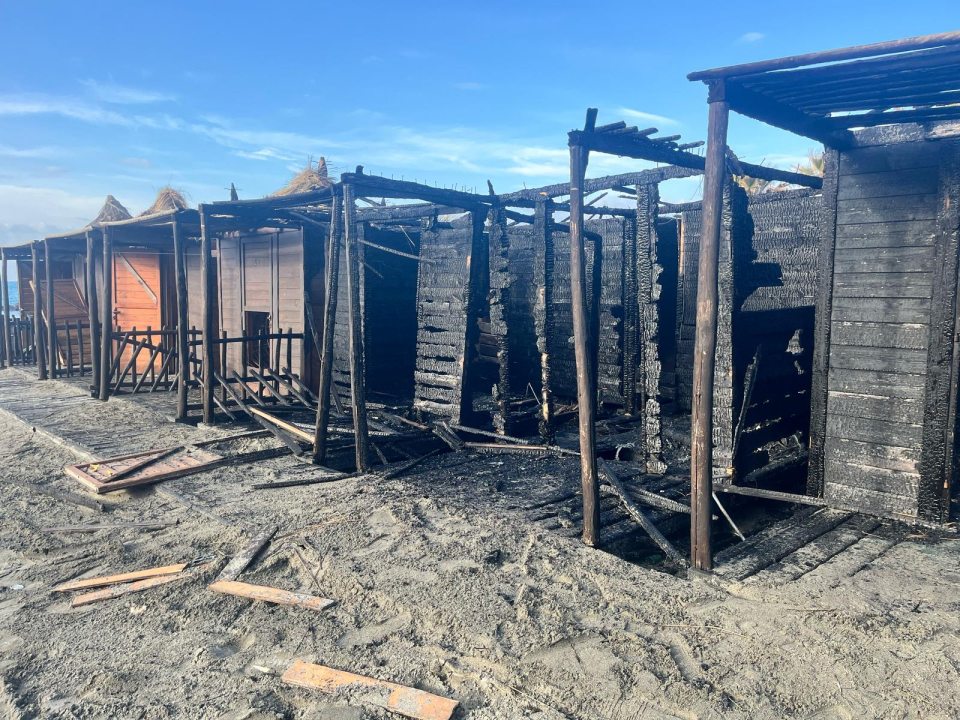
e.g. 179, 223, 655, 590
65, 446, 223, 494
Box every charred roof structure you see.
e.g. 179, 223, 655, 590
685, 30, 960, 568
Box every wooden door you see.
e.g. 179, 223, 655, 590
114, 252, 162, 373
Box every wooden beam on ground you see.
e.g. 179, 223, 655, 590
690, 84, 730, 572
209, 580, 336, 612
281, 660, 459, 720
53, 563, 188, 592
715, 484, 828, 506
249, 406, 313, 444
172, 217, 189, 421
313, 193, 341, 461
342, 183, 370, 471
598, 460, 686, 565
31, 242, 47, 380
216, 525, 277, 582
98, 227, 113, 399
199, 205, 215, 424
70, 573, 187, 607
568, 110, 600, 547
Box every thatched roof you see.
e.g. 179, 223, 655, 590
269, 157, 333, 197
139, 186, 190, 217
92, 195, 132, 225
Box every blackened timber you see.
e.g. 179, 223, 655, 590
690, 91, 730, 571
85, 232, 100, 392
172, 218, 189, 421
97, 229, 112, 398
32, 242, 47, 380
342, 184, 370, 471
722, 81, 855, 150
534, 199, 555, 439
568, 129, 822, 189
918, 140, 960, 522
498, 166, 702, 204
569, 113, 600, 547
199, 205, 215, 424
687, 31, 960, 81
340, 173, 493, 209
487, 205, 512, 432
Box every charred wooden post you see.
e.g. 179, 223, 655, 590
172, 217, 189, 421
534, 198, 555, 439
690, 82, 730, 571
313, 192, 342, 461
0, 247, 8, 369
98, 227, 113, 399
569, 109, 600, 547
31, 242, 47, 381
343, 183, 370, 470
487, 203, 512, 433
86, 231, 100, 392
199, 205, 215, 424
44, 240, 56, 379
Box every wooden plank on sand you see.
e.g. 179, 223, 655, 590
54, 563, 188, 592
70, 573, 186, 607
209, 581, 336, 612
281, 660, 458, 720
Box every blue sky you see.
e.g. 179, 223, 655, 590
0, 1, 953, 244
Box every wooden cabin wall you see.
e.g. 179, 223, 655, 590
504, 223, 541, 397
216, 228, 304, 379
331, 226, 361, 409
597, 217, 628, 407
487, 208, 513, 431
656, 218, 680, 406
185, 244, 204, 331
731, 191, 821, 483
810, 137, 958, 522
413, 213, 485, 421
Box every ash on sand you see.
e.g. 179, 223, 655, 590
0, 383, 958, 718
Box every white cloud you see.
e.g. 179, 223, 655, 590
80, 79, 176, 104
0, 94, 133, 125
739, 32, 765, 43
0, 144, 61, 159
0, 184, 103, 245
453, 82, 486, 91
617, 107, 679, 127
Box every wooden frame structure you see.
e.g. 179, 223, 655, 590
688, 31, 960, 557
566, 109, 823, 564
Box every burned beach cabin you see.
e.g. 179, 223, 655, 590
563, 110, 824, 559
689, 30, 960, 526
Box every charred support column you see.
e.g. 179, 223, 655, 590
44, 240, 56, 379
569, 108, 600, 547
343, 182, 370, 470
690, 82, 730, 571
199, 205, 215, 424
31, 242, 47, 380
172, 217, 189, 421
86, 231, 100, 393
0, 247, 9, 369
98, 227, 113, 400
313, 191, 342, 461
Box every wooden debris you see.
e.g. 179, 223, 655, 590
54, 563, 189, 592
71, 573, 187, 608
598, 459, 686, 565
281, 660, 458, 720
249, 406, 314, 444
29, 484, 103, 512
251, 471, 359, 490
463, 442, 576, 457
209, 580, 336, 612
216, 525, 277, 582
42, 522, 175, 534
65, 446, 224, 494
379, 449, 441, 481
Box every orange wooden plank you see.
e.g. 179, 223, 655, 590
281, 660, 458, 720
54, 563, 188, 592
209, 581, 336, 612
71, 573, 185, 607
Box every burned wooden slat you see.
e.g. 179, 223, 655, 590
199, 205, 216, 423
31, 242, 48, 381
44, 240, 56, 379
216, 525, 277, 582
209, 581, 336, 612
342, 183, 370, 471
97, 229, 112, 398
597, 459, 685, 564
